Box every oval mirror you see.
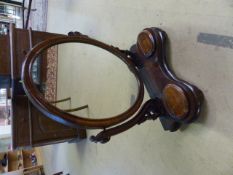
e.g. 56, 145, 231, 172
23, 36, 144, 128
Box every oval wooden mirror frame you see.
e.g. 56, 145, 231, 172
22, 35, 145, 129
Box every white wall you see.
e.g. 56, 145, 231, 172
42, 1, 233, 175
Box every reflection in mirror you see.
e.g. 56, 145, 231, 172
32, 43, 139, 119
0, 88, 12, 152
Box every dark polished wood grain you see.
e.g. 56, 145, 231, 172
130, 28, 204, 131
0, 35, 10, 76
0, 35, 11, 89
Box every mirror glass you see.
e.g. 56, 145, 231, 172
32, 43, 139, 119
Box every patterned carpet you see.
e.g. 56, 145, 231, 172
44, 46, 58, 102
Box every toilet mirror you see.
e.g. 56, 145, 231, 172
21, 28, 203, 143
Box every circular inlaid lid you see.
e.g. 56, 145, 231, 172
137, 30, 155, 57
162, 84, 189, 119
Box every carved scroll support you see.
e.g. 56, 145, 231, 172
90, 98, 165, 143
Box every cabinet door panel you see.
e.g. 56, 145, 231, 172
30, 104, 85, 146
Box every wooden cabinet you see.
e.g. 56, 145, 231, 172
0, 24, 86, 150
